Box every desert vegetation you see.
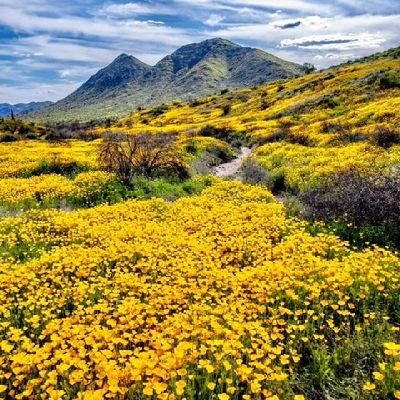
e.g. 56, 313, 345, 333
0, 50, 399, 400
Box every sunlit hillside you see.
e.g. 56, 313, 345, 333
97, 54, 400, 187
0, 50, 399, 400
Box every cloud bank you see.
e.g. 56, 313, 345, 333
0, 0, 398, 103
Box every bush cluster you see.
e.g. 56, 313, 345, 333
300, 168, 400, 247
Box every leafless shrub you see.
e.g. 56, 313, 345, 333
370, 126, 400, 149
99, 132, 188, 185
299, 167, 400, 236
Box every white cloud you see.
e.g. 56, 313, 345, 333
210, 12, 399, 66
0, 4, 191, 46
205, 14, 225, 26
280, 33, 386, 50
100, 3, 154, 16
0, 82, 81, 103
0, 0, 399, 102
176, 0, 333, 15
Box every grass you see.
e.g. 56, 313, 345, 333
128, 175, 215, 201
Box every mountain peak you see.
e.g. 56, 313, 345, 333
31, 38, 305, 121
112, 53, 149, 68
199, 37, 239, 47
78, 53, 150, 96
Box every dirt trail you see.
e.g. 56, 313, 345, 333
213, 147, 251, 179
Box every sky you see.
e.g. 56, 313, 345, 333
0, 0, 399, 104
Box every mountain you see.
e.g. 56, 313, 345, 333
30, 38, 305, 122
0, 101, 53, 117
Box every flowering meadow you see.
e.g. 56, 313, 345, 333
0, 181, 399, 399
0, 53, 399, 399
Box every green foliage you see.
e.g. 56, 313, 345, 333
294, 319, 397, 399
29, 38, 305, 123
0, 117, 46, 139
380, 74, 400, 90
21, 159, 90, 178
199, 125, 247, 148
128, 176, 214, 201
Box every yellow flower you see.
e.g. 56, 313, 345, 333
143, 384, 153, 396
372, 371, 384, 381
207, 383, 216, 391
294, 396, 305, 400
363, 382, 376, 391
154, 381, 168, 395
0, 385, 7, 393
223, 360, 232, 371
217, 394, 230, 400
175, 380, 186, 396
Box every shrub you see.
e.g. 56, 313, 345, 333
184, 140, 198, 155
99, 132, 189, 186
299, 167, 400, 247
190, 146, 235, 175
329, 131, 367, 144
45, 122, 102, 141
148, 104, 168, 117
321, 121, 343, 133
241, 159, 287, 193
260, 98, 269, 110
222, 104, 231, 116
27, 158, 90, 178
0, 134, 18, 142
370, 126, 400, 149
199, 125, 247, 148
286, 132, 311, 146
190, 153, 217, 175
380, 74, 400, 90
323, 122, 367, 144
199, 125, 233, 141
241, 159, 269, 185
254, 122, 310, 146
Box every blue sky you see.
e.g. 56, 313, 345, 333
0, 0, 399, 103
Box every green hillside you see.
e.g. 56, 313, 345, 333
30, 38, 305, 122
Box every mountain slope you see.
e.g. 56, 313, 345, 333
30, 38, 305, 122
0, 101, 53, 117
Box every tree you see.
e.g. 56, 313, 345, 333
99, 132, 188, 186
303, 63, 316, 74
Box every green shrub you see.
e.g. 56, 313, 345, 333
25, 159, 90, 178
199, 125, 247, 148
0, 134, 18, 142
380, 74, 400, 90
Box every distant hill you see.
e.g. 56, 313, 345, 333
30, 38, 305, 122
333, 46, 400, 68
0, 102, 53, 117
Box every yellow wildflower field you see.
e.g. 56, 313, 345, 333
0, 141, 100, 178
0, 172, 116, 209
0, 181, 398, 399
